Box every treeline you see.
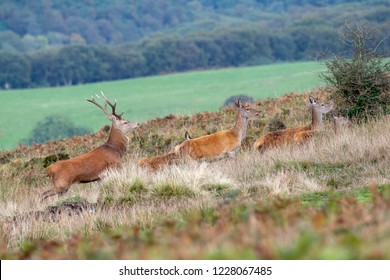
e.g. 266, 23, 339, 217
0, 26, 336, 88
1, 0, 390, 89
1, 23, 390, 89
0, 0, 385, 51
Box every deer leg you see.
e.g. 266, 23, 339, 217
41, 189, 59, 201
41, 179, 71, 201
227, 148, 240, 158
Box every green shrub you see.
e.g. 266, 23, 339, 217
23, 115, 91, 145
201, 183, 232, 197
267, 115, 286, 131
152, 183, 194, 199
43, 153, 70, 168
321, 23, 390, 120
223, 94, 254, 107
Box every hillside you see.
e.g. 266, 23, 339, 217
0, 0, 383, 48
1, 88, 390, 259
0, 61, 324, 151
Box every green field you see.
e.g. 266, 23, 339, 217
0, 61, 325, 151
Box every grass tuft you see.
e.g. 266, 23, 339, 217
152, 183, 195, 199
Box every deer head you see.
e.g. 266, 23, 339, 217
235, 98, 261, 120
309, 95, 334, 114
86, 92, 139, 135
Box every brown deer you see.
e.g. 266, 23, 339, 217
138, 131, 192, 171
175, 99, 261, 160
253, 95, 333, 151
41, 93, 139, 200
138, 152, 179, 171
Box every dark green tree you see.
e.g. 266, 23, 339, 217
53, 45, 99, 85
223, 94, 254, 107
0, 31, 25, 52
29, 48, 60, 87
23, 115, 91, 145
0, 51, 31, 88
108, 47, 147, 79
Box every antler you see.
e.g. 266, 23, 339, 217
99, 91, 124, 118
86, 91, 124, 119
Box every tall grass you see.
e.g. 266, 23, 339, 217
1, 112, 389, 254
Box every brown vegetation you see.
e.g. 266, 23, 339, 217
3, 187, 390, 260
1, 88, 389, 259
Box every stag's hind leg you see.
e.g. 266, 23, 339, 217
41, 178, 71, 201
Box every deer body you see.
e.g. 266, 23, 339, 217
254, 96, 333, 151
138, 152, 179, 171
41, 93, 139, 200
138, 131, 191, 171
175, 130, 241, 160
175, 99, 260, 161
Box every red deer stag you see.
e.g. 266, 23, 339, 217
253, 95, 333, 151
41, 93, 139, 200
175, 99, 261, 160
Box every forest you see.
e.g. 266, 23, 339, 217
0, 0, 389, 88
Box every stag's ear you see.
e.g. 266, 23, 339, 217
309, 96, 316, 104
111, 115, 117, 122
185, 131, 191, 140
235, 98, 242, 108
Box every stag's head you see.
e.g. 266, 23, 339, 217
235, 98, 261, 120
87, 92, 140, 135
309, 96, 334, 114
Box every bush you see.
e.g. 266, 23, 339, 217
23, 115, 91, 145
320, 23, 390, 120
223, 94, 254, 107
267, 115, 286, 132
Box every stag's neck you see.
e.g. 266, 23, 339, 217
232, 113, 249, 142
310, 107, 324, 131
105, 126, 128, 157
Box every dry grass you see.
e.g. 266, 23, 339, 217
0, 90, 389, 259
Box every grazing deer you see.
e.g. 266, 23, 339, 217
253, 96, 333, 151
41, 93, 139, 200
175, 99, 261, 160
138, 131, 192, 171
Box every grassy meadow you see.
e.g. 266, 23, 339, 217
1, 88, 390, 259
0, 61, 324, 151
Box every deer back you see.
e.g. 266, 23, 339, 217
253, 125, 310, 151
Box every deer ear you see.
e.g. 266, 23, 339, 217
185, 131, 191, 140
309, 96, 316, 104
235, 98, 242, 108
111, 115, 117, 122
